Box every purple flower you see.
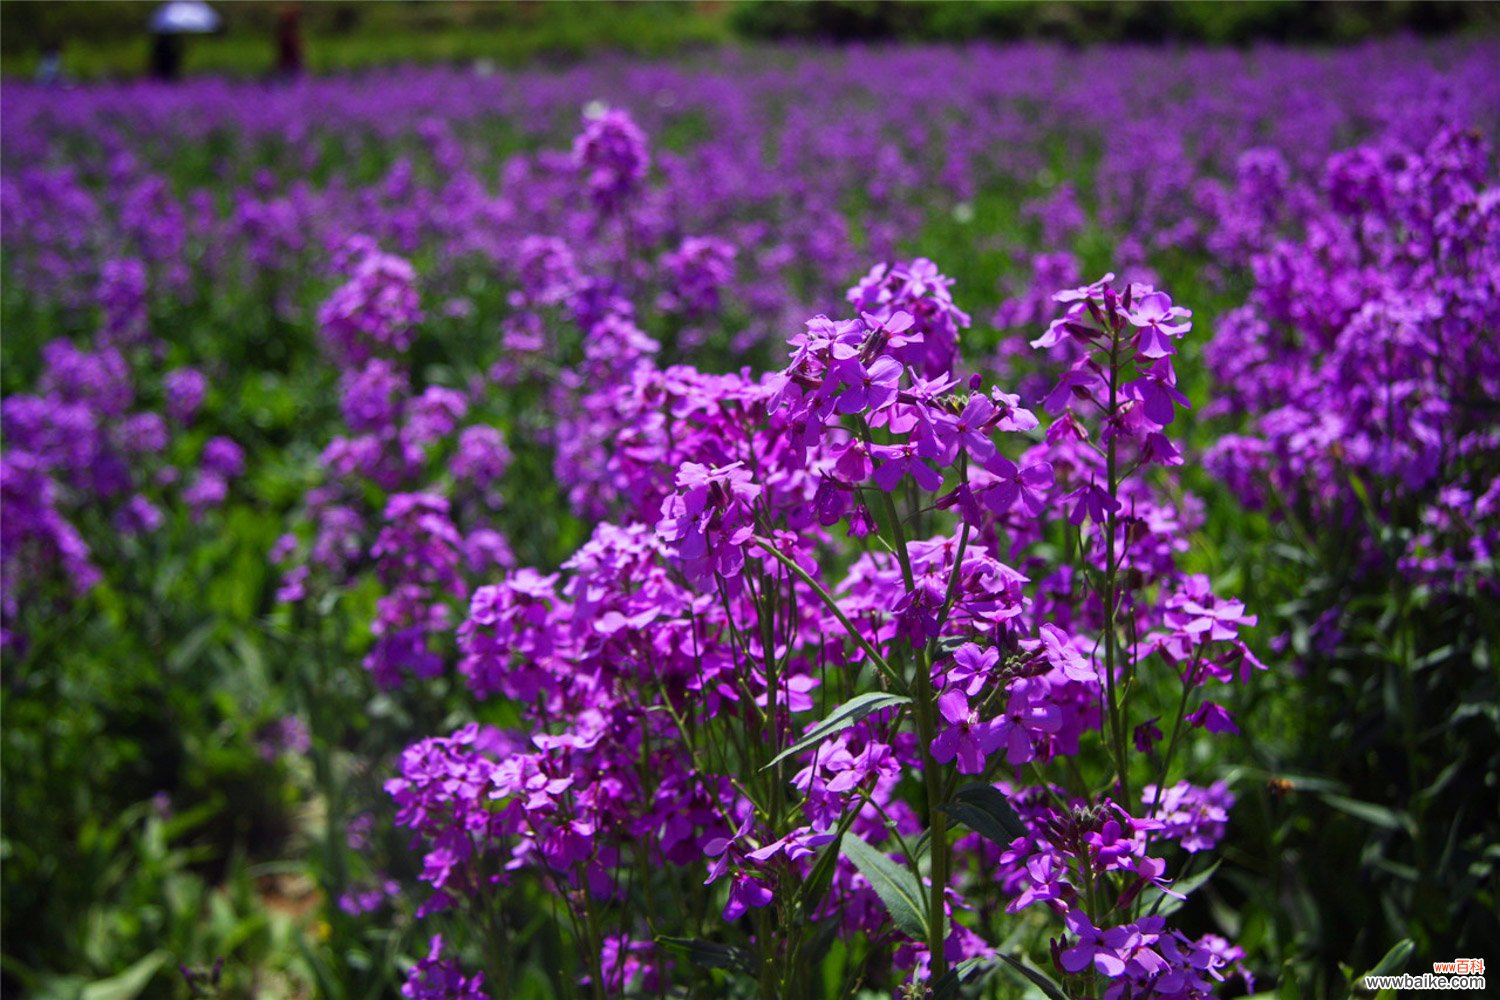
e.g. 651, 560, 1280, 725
1133, 717, 1164, 752
164, 367, 206, 423
934, 395, 997, 463
722, 871, 774, 922
404, 386, 468, 447
834, 355, 904, 415
995, 679, 1063, 766
183, 473, 228, 517
317, 241, 422, 367
931, 690, 1003, 774
1126, 369, 1190, 428
657, 461, 762, 584
1186, 701, 1239, 734
745, 827, 836, 864
847, 503, 877, 538
894, 577, 947, 645
1172, 597, 1257, 643
121, 413, 168, 454
945, 643, 998, 696
1023, 624, 1095, 683
1061, 910, 1128, 977
980, 456, 1053, 517
201, 436, 245, 478
813, 478, 850, 526
401, 935, 488, 1000
660, 236, 736, 316
340, 359, 408, 432
451, 425, 512, 492
573, 107, 649, 213
1146, 781, 1236, 852
872, 440, 943, 492
1126, 289, 1192, 359
1066, 482, 1121, 526
1007, 851, 1069, 912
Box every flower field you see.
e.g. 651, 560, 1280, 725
2, 35, 1498, 1000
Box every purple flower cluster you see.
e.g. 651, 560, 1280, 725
317, 237, 424, 367
6, 38, 1496, 997
659, 235, 736, 317
1, 320, 238, 649
572, 106, 650, 215
388, 242, 1258, 993
275, 241, 517, 689
9, 42, 1493, 361
1204, 127, 1499, 600
401, 935, 488, 1000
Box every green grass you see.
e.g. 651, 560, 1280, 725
7, 1, 1495, 81
1, 1, 736, 80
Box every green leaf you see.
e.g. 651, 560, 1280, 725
799, 833, 844, 919
295, 933, 345, 1000
1277, 959, 1302, 1000
935, 635, 971, 656
1321, 793, 1416, 835
840, 831, 928, 939
995, 952, 1069, 1000
1147, 859, 1221, 918
932, 957, 990, 1000
911, 829, 932, 866
942, 783, 1027, 846
80, 950, 169, 1000
166, 621, 217, 674
1357, 938, 1414, 981
763, 692, 910, 770
656, 936, 753, 974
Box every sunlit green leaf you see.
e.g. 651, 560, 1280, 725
841, 831, 928, 939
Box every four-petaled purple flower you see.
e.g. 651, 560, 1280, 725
931, 690, 1004, 774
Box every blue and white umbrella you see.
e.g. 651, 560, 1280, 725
148, 1, 222, 34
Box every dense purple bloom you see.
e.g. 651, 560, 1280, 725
10, 38, 1489, 996
572, 107, 649, 214
318, 240, 422, 366
451, 426, 512, 493
164, 368, 206, 423
96, 258, 150, 350
1145, 781, 1236, 852
340, 359, 408, 432
201, 437, 245, 478
656, 462, 762, 584
660, 236, 736, 316
401, 935, 488, 1000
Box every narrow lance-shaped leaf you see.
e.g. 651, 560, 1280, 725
80, 950, 171, 1000
995, 952, 1070, 1000
656, 936, 754, 974
932, 957, 991, 1000
1355, 938, 1415, 984
840, 830, 929, 939
1320, 792, 1416, 835
763, 691, 910, 770
1147, 859, 1221, 918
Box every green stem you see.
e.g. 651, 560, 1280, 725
1102, 328, 1131, 805
869, 478, 949, 979
752, 538, 903, 693
1147, 657, 1198, 822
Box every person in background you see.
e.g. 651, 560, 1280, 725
36, 39, 65, 85
147, 2, 221, 81
275, 5, 304, 79
150, 31, 184, 81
